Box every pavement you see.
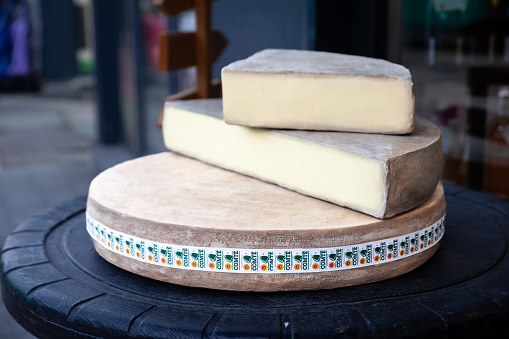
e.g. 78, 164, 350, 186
0, 84, 167, 338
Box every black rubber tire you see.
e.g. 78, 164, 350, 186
2, 184, 509, 338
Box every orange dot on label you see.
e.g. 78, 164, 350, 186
345, 260, 352, 267
126, 249, 130, 254
176, 260, 182, 266
329, 262, 335, 268
148, 255, 153, 261
107, 242, 111, 247
161, 258, 166, 264
374, 255, 380, 262
209, 263, 215, 269
411, 247, 415, 253
388, 253, 393, 259
312, 263, 319, 269
420, 243, 424, 249
294, 264, 301, 270
225, 263, 232, 270
243, 264, 250, 270
192, 261, 198, 267
277, 264, 284, 270
435, 236, 437, 241
428, 240, 431, 245
136, 252, 140, 258
360, 258, 366, 264
115, 245, 119, 251
400, 250, 405, 256
261, 264, 268, 271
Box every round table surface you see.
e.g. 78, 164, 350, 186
1, 183, 509, 338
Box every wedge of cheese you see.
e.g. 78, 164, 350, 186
222, 49, 414, 134
162, 99, 442, 219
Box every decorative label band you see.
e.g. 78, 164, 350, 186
86, 212, 445, 274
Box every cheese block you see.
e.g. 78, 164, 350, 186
162, 99, 442, 219
86, 152, 447, 291
222, 49, 414, 134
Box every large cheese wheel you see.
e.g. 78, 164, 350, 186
87, 153, 446, 291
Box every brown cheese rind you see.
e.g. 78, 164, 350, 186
223, 49, 411, 79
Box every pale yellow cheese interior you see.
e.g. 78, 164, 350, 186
222, 72, 414, 133
163, 105, 385, 216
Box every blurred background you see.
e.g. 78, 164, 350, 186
0, 0, 508, 337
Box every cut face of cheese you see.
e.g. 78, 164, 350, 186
222, 49, 414, 134
162, 99, 442, 219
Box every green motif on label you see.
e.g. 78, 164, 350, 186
160, 248, 168, 264
135, 243, 141, 258
411, 236, 417, 251
293, 252, 305, 270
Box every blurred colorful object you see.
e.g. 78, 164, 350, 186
0, 0, 30, 77
7, 2, 30, 76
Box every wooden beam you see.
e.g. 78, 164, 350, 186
158, 30, 227, 72
195, 0, 212, 98
153, 0, 217, 17
153, 0, 195, 16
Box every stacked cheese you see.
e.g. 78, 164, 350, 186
162, 49, 442, 219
